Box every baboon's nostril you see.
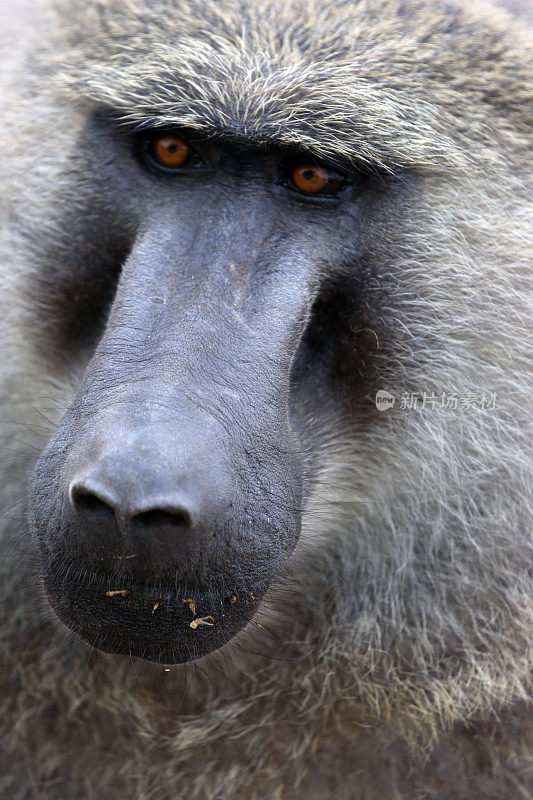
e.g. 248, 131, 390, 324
70, 483, 116, 517
135, 507, 192, 529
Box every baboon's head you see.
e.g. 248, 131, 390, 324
25, 0, 530, 684
28, 21, 386, 664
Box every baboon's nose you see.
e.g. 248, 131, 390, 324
69, 476, 194, 535
64, 420, 229, 571
68, 469, 200, 570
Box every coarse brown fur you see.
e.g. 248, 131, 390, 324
0, 0, 532, 798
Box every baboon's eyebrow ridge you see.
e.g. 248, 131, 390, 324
104, 110, 384, 177
49, 48, 471, 175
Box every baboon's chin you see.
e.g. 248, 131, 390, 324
43, 570, 263, 663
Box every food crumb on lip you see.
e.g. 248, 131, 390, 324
152, 592, 162, 614
182, 598, 196, 614
189, 615, 215, 629
105, 589, 130, 597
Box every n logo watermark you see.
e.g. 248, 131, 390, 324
375, 390, 395, 411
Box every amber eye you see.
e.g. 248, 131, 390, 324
153, 135, 190, 168
291, 164, 328, 193
290, 163, 347, 196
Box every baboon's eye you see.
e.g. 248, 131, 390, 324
154, 135, 189, 167
290, 164, 347, 196
139, 132, 204, 173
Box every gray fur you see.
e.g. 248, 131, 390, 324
0, 0, 531, 798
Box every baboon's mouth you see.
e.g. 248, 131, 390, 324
43, 565, 263, 663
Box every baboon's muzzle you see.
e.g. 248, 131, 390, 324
29, 224, 310, 662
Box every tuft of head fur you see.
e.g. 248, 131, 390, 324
0, 1, 531, 798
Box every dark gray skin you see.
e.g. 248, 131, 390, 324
29, 113, 386, 664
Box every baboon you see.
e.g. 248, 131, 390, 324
0, 0, 531, 798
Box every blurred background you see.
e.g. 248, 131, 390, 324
0, 0, 38, 53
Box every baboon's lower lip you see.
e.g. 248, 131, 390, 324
43, 569, 262, 663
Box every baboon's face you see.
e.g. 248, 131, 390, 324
30, 113, 387, 663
